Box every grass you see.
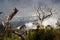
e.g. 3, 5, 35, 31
0, 28, 60, 40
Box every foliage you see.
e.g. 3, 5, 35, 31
27, 28, 60, 40
0, 28, 60, 40
0, 32, 21, 40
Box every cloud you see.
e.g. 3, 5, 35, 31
43, 17, 58, 27
0, 0, 60, 25
51, 0, 60, 3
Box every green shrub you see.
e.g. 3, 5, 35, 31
0, 28, 60, 40
27, 28, 60, 40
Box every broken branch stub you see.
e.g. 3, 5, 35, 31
7, 7, 18, 21
2, 7, 18, 30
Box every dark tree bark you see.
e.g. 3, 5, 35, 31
1, 7, 19, 40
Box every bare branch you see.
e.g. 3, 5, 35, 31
49, 9, 52, 15
42, 9, 53, 20
40, 9, 46, 20
13, 31, 25, 40
2, 7, 19, 30
36, 8, 41, 20
7, 7, 18, 21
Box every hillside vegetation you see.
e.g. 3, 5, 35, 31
0, 28, 60, 40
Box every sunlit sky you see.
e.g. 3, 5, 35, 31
0, 0, 60, 27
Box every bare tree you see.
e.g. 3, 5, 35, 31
1, 7, 27, 40
1, 7, 19, 40
2, 7, 18, 31
36, 8, 55, 29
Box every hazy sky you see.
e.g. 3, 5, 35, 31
0, 0, 60, 26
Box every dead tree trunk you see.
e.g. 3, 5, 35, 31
2, 7, 27, 40
2, 7, 18, 30
2, 7, 18, 40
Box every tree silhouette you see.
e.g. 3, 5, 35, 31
1, 7, 27, 40
1, 7, 20, 40
36, 8, 55, 29
2, 7, 18, 31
